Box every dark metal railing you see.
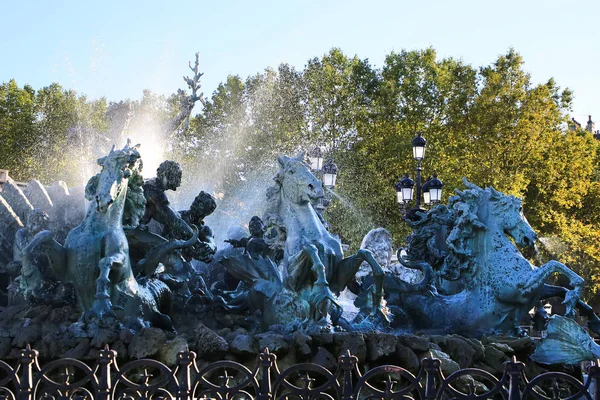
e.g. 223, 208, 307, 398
0, 344, 598, 400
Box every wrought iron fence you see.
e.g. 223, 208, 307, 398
0, 344, 598, 400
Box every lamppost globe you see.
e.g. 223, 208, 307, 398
422, 177, 431, 205
322, 159, 338, 189
395, 174, 414, 203
412, 131, 427, 161
428, 174, 443, 203
308, 146, 324, 171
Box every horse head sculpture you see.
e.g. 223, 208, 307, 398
462, 179, 537, 249
275, 153, 324, 206
490, 188, 537, 248
85, 141, 142, 216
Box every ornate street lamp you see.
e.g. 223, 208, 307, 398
308, 146, 324, 171
322, 159, 338, 189
395, 132, 443, 220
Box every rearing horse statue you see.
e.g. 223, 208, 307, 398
25, 141, 173, 327
264, 154, 388, 328
387, 179, 588, 336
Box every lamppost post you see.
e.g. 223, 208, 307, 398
415, 160, 422, 212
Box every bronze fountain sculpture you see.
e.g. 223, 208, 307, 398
0, 144, 598, 366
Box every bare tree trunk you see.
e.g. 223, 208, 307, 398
162, 53, 206, 135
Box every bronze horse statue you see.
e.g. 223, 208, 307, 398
387, 179, 589, 336
264, 154, 388, 328
25, 142, 175, 327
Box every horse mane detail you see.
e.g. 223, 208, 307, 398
263, 153, 307, 251
83, 141, 146, 228
406, 178, 489, 281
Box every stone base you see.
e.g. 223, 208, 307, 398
0, 303, 581, 381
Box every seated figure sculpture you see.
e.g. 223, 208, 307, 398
172, 191, 217, 263
217, 216, 275, 313
225, 216, 273, 260
130, 161, 216, 275
7, 209, 74, 306
10, 209, 50, 274
130, 162, 217, 311
140, 160, 193, 239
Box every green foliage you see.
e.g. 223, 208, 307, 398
0, 80, 37, 181
0, 80, 107, 184
303, 48, 378, 150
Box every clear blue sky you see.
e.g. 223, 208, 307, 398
1, 0, 598, 122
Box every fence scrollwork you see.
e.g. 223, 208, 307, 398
0, 345, 597, 400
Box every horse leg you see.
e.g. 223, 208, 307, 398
86, 232, 126, 321
305, 244, 328, 285
288, 245, 337, 323
85, 256, 118, 321
287, 244, 329, 286
540, 284, 600, 334
518, 261, 584, 317
336, 249, 387, 319
305, 244, 335, 323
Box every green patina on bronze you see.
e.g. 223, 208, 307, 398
5, 145, 600, 364
384, 178, 594, 337
220, 153, 389, 331
23, 142, 174, 328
